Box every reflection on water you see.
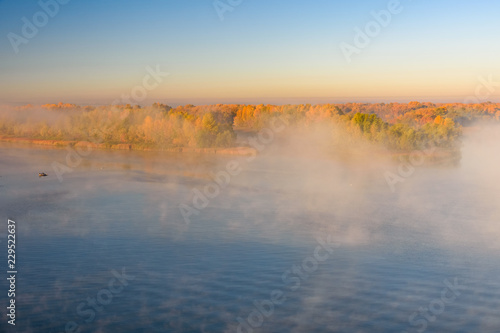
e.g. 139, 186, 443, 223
0, 132, 500, 332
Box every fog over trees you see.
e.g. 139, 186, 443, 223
0, 101, 498, 152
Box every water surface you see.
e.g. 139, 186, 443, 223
0, 137, 499, 333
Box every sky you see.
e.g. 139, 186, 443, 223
0, 0, 499, 106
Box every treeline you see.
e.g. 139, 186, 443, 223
231, 103, 474, 151
0, 101, 498, 151
0, 103, 236, 149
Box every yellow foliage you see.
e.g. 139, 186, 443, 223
434, 115, 443, 125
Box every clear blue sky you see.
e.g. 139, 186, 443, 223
0, 0, 499, 105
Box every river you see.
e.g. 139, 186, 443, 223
0, 126, 499, 332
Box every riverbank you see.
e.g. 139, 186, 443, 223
0, 137, 257, 156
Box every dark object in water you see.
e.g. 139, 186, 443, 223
39, 172, 48, 177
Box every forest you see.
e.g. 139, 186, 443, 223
0, 101, 498, 153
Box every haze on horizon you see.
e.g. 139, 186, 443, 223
1, 0, 499, 105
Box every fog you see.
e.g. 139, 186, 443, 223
1, 120, 500, 332
168, 120, 500, 254
1, 120, 499, 252
0, 105, 72, 125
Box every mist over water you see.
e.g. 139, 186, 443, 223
0, 124, 499, 332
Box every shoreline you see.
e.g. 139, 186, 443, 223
0, 136, 461, 165
0, 137, 257, 156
